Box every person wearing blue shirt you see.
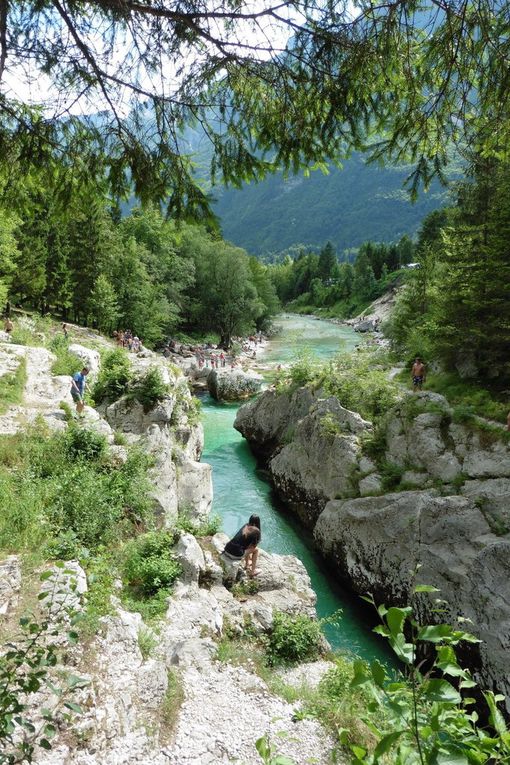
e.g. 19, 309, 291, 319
70, 366, 90, 416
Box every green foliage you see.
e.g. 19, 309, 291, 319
387, 160, 510, 388
176, 512, 221, 538
255, 734, 296, 765
0, 570, 86, 763
379, 460, 406, 491
264, 611, 323, 667
49, 335, 81, 376
128, 367, 168, 412
64, 424, 107, 462
92, 348, 132, 404
296, 656, 376, 748
427, 373, 508, 424
0, 357, 26, 415
122, 532, 181, 597
0, 424, 153, 553
160, 669, 185, 737
277, 349, 322, 391
344, 592, 510, 764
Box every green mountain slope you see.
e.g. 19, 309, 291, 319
212, 153, 452, 255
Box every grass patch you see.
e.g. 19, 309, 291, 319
138, 625, 159, 659
0, 356, 27, 414
49, 334, 82, 376
299, 656, 378, 750
424, 372, 508, 423
160, 669, 185, 740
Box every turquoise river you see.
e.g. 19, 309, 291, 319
201, 314, 392, 662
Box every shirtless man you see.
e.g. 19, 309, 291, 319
411, 357, 426, 391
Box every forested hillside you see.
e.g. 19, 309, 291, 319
213, 154, 453, 256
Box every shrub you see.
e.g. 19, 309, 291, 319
92, 348, 131, 403
122, 531, 181, 596
345, 592, 510, 764
128, 367, 168, 411
0, 424, 153, 553
379, 460, 405, 491
64, 425, 107, 462
264, 611, 323, 666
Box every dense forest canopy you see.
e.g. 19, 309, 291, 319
1, 1, 510, 219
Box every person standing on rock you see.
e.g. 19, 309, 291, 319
244, 514, 261, 576
411, 357, 426, 392
71, 366, 90, 416
221, 520, 261, 583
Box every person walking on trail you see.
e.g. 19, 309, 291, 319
71, 366, 90, 416
221, 518, 261, 583
411, 357, 426, 392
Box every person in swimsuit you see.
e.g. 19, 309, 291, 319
221, 519, 261, 580
411, 357, 426, 391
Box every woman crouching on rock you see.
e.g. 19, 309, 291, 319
221, 514, 261, 581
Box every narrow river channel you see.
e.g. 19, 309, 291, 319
201, 314, 392, 663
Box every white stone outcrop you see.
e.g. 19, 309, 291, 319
68, 344, 101, 375
235, 383, 510, 707
207, 367, 263, 401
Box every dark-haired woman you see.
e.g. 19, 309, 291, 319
221, 521, 261, 578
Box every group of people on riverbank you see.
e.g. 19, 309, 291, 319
113, 329, 142, 352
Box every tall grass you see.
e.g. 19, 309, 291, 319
0, 357, 27, 414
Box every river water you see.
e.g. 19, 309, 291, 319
201, 314, 391, 662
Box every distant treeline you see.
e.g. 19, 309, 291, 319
0, 169, 278, 348
266, 236, 416, 316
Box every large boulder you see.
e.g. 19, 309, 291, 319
269, 397, 371, 527
385, 392, 510, 483
314, 490, 510, 708
208, 368, 263, 401
235, 386, 317, 459
68, 343, 101, 375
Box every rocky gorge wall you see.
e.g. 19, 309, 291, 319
235, 386, 510, 708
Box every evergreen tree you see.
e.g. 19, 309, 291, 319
317, 242, 337, 284
353, 252, 376, 300
88, 276, 120, 334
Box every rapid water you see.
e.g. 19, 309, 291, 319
201, 314, 392, 662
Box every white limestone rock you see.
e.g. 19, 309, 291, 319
68, 344, 101, 376
176, 456, 213, 521
0, 555, 21, 615
234, 385, 317, 458
359, 473, 383, 496
314, 489, 510, 709
208, 367, 263, 401
175, 532, 206, 584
